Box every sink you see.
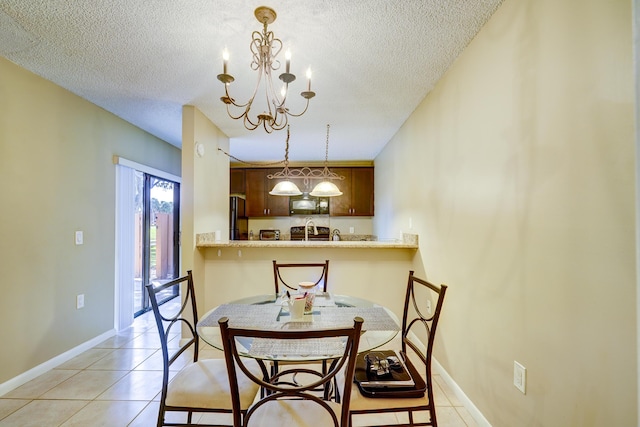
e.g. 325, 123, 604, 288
290, 226, 330, 241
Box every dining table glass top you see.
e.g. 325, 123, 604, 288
196, 293, 400, 362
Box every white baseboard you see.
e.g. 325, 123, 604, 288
432, 357, 492, 427
0, 329, 116, 397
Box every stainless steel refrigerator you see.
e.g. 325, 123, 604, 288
230, 196, 248, 240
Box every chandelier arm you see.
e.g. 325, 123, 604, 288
267, 34, 282, 70
262, 67, 279, 116
224, 103, 255, 122
268, 116, 288, 132
282, 98, 312, 118
262, 122, 274, 133
242, 63, 266, 109
243, 113, 261, 131
249, 33, 263, 70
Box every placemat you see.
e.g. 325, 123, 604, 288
249, 337, 347, 358
199, 304, 282, 328
313, 307, 400, 332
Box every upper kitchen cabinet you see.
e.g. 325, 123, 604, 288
330, 167, 374, 216
230, 168, 245, 194
245, 168, 290, 217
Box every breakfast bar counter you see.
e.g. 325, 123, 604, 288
196, 232, 419, 249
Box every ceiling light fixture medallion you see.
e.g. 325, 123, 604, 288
217, 6, 315, 133
268, 125, 344, 197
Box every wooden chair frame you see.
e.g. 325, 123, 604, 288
348, 270, 447, 427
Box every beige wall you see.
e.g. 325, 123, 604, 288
181, 106, 230, 313
0, 57, 181, 384
373, 0, 636, 425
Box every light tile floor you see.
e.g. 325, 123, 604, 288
0, 301, 478, 426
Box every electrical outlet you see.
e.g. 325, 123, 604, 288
76, 294, 85, 309
349, 227, 354, 234
514, 361, 526, 394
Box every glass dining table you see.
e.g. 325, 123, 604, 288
196, 292, 400, 362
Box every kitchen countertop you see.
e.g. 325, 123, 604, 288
196, 233, 419, 249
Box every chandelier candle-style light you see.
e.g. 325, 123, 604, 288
217, 6, 316, 133
269, 125, 344, 197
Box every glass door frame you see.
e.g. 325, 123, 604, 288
135, 173, 180, 317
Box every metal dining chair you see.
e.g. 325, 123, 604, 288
219, 315, 364, 427
272, 259, 330, 294
271, 259, 332, 389
146, 270, 262, 427
347, 270, 448, 427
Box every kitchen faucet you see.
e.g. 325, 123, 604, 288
304, 218, 318, 241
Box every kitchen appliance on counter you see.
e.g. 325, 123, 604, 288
290, 226, 331, 241
230, 196, 248, 240
259, 229, 280, 240
289, 195, 329, 215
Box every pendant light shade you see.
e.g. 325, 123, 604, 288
267, 125, 344, 196
309, 180, 343, 197
269, 180, 302, 196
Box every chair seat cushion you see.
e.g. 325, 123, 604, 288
349, 381, 430, 411
166, 358, 261, 410
246, 400, 342, 427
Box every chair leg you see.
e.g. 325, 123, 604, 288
430, 407, 438, 427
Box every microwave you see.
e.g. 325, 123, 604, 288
259, 229, 280, 240
289, 195, 329, 215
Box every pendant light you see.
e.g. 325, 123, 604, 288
309, 125, 342, 197
267, 125, 344, 196
268, 127, 302, 196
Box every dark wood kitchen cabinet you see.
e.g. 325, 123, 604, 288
230, 168, 245, 194
330, 167, 374, 216
244, 168, 290, 217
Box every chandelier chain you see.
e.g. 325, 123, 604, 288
324, 124, 330, 163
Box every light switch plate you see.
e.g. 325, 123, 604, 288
76, 294, 85, 309
75, 231, 83, 245
514, 361, 526, 394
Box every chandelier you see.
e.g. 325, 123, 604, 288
217, 6, 316, 133
268, 125, 344, 197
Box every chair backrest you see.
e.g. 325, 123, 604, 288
272, 259, 330, 293
401, 271, 447, 397
219, 316, 363, 427
145, 271, 199, 399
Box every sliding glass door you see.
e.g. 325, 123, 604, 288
134, 172, 180, 316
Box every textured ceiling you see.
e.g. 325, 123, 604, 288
0, 1, 503, 162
